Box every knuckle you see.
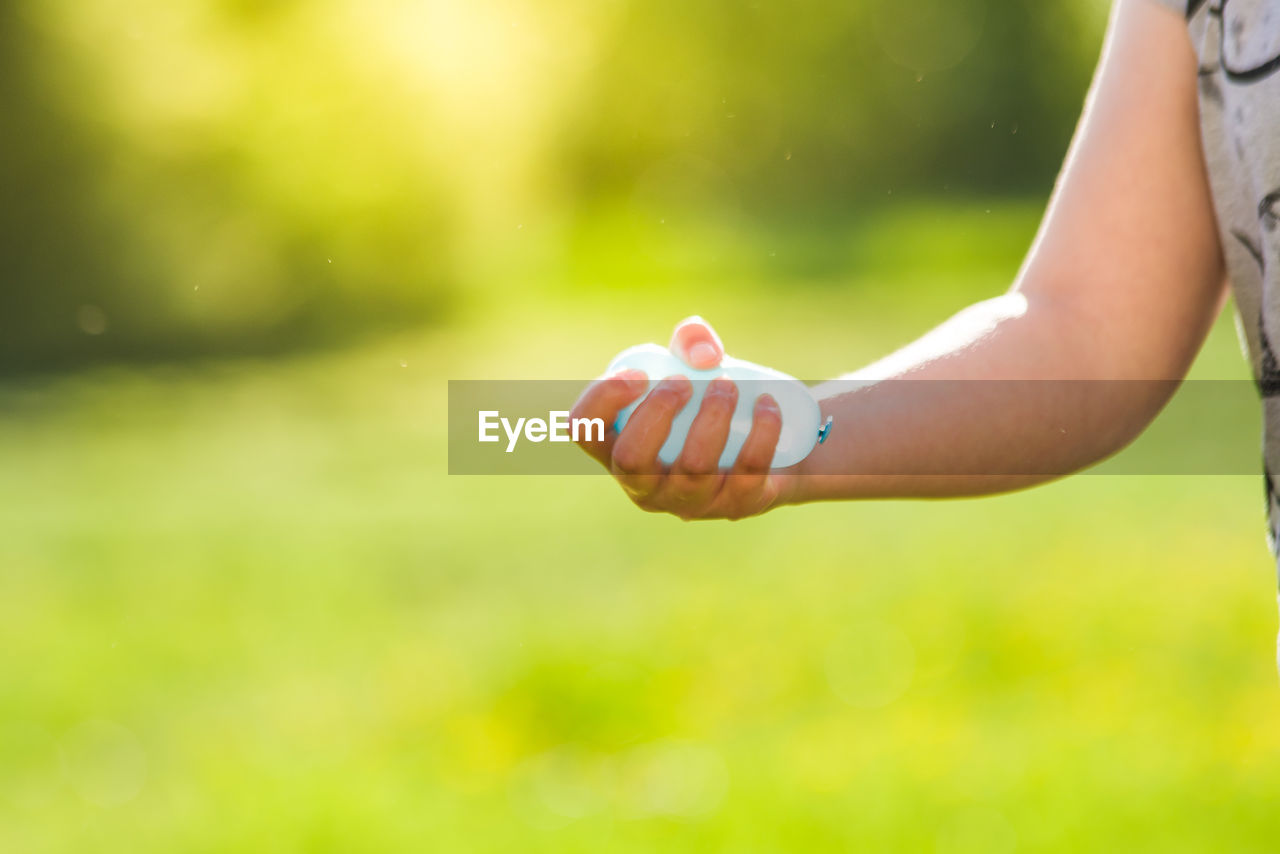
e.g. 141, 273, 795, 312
668, 473, 709, 501
663, 477, 694, 500
631, 494, 663, 513
568, 402, 591, 428
678, 449, 715, 476
611, 445, 645, 475
755, 407, 782, 432
696, 405, 732, 433
599, 377, 635, 408
738, 452, 770, 475
723, 498, 762, 521
650, 387, 686, 414
740, 439, 776, 471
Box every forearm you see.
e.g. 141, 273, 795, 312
574, 0, 1225, 521
778, 0, 1227, 505
779, 290, 1199, 503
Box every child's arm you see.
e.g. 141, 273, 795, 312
571, 0, 1225, 519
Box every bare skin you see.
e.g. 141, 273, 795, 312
570, 0, 1226, 520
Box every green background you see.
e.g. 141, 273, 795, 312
5, 0, 1280, 851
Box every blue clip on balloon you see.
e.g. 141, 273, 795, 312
606, 343, 832, 469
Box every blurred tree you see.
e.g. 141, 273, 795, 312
0, 0, 1108, 373
556, 0, 1106, 216
0, 1, 458, 373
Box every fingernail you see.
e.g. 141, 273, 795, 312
689, 341, 717, 366
615, 369, 648, 390
756, 393, 779, 413
708, 376, 736, 397
660, 374, 692, 395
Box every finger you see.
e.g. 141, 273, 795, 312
610, 375, 692, 497
671, 376, 737, 476
569, 369, 648, 467
669, 316, 724, 370
661, 376, 737, 512
716, 393, 783, 517
731, 394, 783, 477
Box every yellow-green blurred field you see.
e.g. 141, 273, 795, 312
5, 1, 1280, 849
3, 204, 1280, 853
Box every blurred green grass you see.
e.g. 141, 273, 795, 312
3, 203, 1280, 853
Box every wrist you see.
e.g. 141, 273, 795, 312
772, 395, 841, 506
771, 459, 814, 507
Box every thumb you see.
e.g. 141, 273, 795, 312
669, 316, 725, 370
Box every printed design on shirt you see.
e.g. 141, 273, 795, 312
1257, 317, 1280, 396
1193, 0, 1280, 84
1192, 1, 1221, 75
1225, 231, 1280, 394
1265, 463, 1279, 551
1262, 189, 1280, 232
1252, 196, 1280, 396
1233, 228, 1265, 269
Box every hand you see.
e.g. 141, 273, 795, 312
570, 317, 788, 520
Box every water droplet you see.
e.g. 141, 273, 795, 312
400, 360, 408, 368
76, 305, 108, 336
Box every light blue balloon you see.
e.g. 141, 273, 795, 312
605, 343, 828, 469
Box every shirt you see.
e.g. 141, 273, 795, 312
1152, 0, 1280, 550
